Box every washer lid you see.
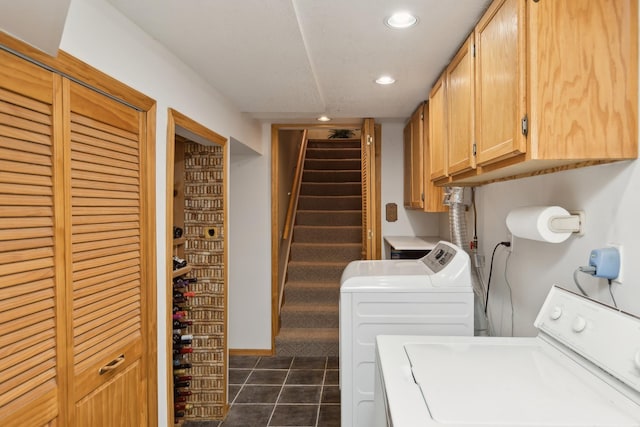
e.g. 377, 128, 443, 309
405, 340, 640, 426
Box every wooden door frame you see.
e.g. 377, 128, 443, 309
165, 108, 229, 421
0, 33, 158, 426
270, 122, 381, 350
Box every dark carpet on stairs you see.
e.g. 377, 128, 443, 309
276, 138, 363, 357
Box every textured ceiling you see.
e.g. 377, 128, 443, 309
107, 0, 491, 122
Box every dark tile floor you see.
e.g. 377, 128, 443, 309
184, 355, 340, 427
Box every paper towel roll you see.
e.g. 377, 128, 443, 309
505, 206, 572, 243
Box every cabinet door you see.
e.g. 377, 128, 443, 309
447, 34, 476, 175
67, 81, 146, 426
0, 50, 63, 427
422, 103, 447, 213
428, 74, 447, 181
529, 0, 638, 160
402, 120, 412, 207
475, 0, 527, 166
409, 105, 424, 209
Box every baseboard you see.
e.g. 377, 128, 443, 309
229, 348, 274, 356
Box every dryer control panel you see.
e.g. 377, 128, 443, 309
421, 242, 458, 273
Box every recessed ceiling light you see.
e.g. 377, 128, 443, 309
317, 115, 331, 122
375, 76, 396, 85
385, 12, 418, 29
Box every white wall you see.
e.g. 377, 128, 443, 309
227, 123, 273, 350
380, 121, 443, 257
58, 1, 264, 425
474, 160, 640, 337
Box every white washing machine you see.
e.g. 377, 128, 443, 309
339, 240, 474, 427
374, 285, 640, 427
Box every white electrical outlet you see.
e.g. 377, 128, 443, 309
608, 243, 623, 285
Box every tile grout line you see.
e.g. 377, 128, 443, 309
265, 356, 294, 427
314, 357, 328, 427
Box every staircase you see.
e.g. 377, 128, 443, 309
276, 138, 363, 356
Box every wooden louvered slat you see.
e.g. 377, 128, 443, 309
73, 214, 139, 225
0, 299, 54, 325
74, 279, 140, 310
0, 136, 52, 155
0, 159, 51, 177
0, 257, 53, 277
73, 267, 140, 296
0, 246, 53, 265
0, 319, 55, 357
0, 237, 54, 253
0, 279, 54, 303
0, 340, 56, 385
73, 256, 140, 283
72, 179, 139, 194
0, 112, 52, 137
73, 288, 139, 318
0, 288, 53, 313
4, 308, 55, 333
71, 113, 139, 144
0, 182, 51, 196
0, 267, 54, 290
70, 129, 138, 156
73, 243, 140, 263
0, 125, 52, 150
71, 169, 139, 187
72, 140, 139, 165
73, 271, 140, 300
0, 98, 52, 126
71, 228, 139, 244
74, 304, 140, 338
0, 217, 53, 229
72, 236, 140, 255
74, 316, 139, 355
0, 364, 56, 407
74, 327, 141, 374
0, 206, 52, 217
0, 171, 52, 187
71, 150, 139, 173
71, 160, 139, 178
73, 188, 139, 200
73, 221, 139, 235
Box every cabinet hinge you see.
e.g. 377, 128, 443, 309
472, 44, 476, 58
421, 192, 425, 202
367, 135, 373, 146
367, 229, 373, 239
472, 143, 477, 156
521, 115, 529, 136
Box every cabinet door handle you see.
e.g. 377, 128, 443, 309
99, 355, 125, 375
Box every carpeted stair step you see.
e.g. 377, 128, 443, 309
307, 138, 360, 149
305, 147, 361, 159
283, 281, 340, 304
280, 303, 339, 328
286, 260, 349, 282
303, 170, 361, 182
293, 225, 361, 243
300, 182, 361, 196
275, 328, 339, 357
304, 158, 361, 170
298, 195, 362, 210
295, 210, 362, 226
291, 242, 361, 262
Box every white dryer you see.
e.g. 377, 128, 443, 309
340, 240, 474, 427
374, 285, 640, 426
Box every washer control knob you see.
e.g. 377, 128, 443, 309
634, 351, 640, 371
549, 306, 563, 320
572, 316, 587, 333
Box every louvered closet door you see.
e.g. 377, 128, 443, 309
67, 81, 146, 426
0, 51, 62, 426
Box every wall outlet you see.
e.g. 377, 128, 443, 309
506, 231, 514, 253
607, 243, 623, 285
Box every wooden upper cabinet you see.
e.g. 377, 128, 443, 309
528, 0, 638, 161
474, 0, 526, 167
403, 104, 425, 209
428, 73, 448, 182
447, 33, 476, 176
422, 103, 447, 213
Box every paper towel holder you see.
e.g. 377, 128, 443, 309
549, 210, 585, 236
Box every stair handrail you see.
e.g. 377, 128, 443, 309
282, 129, 308, 241
278, 129, 308, 316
